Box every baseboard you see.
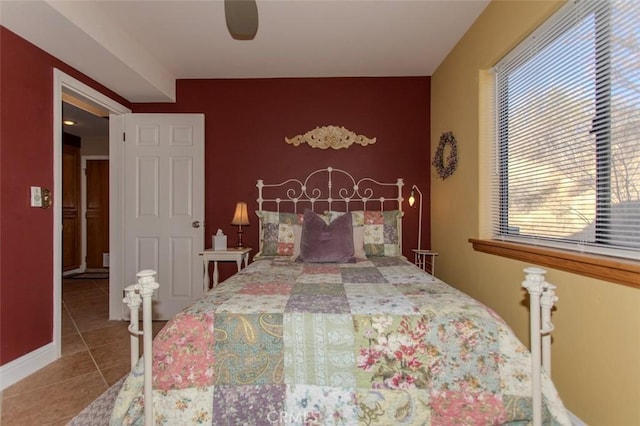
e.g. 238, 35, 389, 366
568, 409, 587, 426
63, 267, 83, 276
0, 342, 58, 391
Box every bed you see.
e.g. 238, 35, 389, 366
113, 167, 570, 425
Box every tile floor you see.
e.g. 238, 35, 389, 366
1, 277, 166, 425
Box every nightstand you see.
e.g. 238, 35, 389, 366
199, 247, 252, 290
412, 249, 438, 278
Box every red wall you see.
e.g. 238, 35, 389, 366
0, 27, 129, 365
133, 77, 431, 281
0, 26, 431, 366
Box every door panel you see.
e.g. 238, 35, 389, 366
137, 157, 159, 217
124, 114, 204, 320
137, 237, 159, 273
169, 237, 193, 297
171, 157, 193, 216
86, 160, 109, 269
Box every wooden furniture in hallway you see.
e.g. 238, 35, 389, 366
85, 159, 109, 269
62, 133, 81, 272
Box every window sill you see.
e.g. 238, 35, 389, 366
469, 238, 640, 289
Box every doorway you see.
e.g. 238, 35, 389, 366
61, 99, 110, 275
53, 69, 131, 361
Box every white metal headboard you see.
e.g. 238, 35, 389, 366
256, 166, 405, 252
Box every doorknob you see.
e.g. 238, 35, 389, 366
192, 221, 201, 228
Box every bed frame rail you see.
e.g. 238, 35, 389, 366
522, 267, 558, 426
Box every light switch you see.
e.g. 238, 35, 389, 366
30, 186, 43, 207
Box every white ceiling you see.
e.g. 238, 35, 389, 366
1, 0, 489, 103
62, 101, 109, 142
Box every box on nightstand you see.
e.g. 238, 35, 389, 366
213, 234, 227, 250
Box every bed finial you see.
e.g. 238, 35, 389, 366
123, 270, 159, 426
122, 288, 142, 369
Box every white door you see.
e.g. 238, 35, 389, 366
123, 113, 205, 319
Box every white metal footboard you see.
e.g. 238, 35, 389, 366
522, 267, 558, 426
123, 269, 159, 426
121, 267, 557, 425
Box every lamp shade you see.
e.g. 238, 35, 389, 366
231, 202, 250, 225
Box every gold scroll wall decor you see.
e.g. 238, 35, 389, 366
285, 125, 376, 150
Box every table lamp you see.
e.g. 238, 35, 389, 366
231, 201, 250, 248
408, 185, 422, 251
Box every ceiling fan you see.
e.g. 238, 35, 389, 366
224, 0, 259, 40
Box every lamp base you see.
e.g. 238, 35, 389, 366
236, 226, 244, 248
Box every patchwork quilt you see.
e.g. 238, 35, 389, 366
111, 257, 570, 425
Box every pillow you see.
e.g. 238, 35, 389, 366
352, 226, 367, 260
326, 210, 402, 257
255, 210, 304, 257
298, 209, 355, 263
292, 224, 302, 259
293, 223, 365, 261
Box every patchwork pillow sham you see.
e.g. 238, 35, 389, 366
255, 210, 304, 257
255, 210, 330, 257
297, 209, 356, 263
326, 210, 402, 257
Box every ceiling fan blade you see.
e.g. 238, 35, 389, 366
224, 0, 259, 40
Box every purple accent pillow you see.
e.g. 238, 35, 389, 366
298, 209, 356, 263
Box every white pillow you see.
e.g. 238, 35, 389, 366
352, 226, 367, 260
292, 224, 303, 259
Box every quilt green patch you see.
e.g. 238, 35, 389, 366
283, 313, 356, 387
213, 313, 284, 385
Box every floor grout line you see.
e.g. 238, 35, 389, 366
1, 370, 105, 400
63, 298, 110, 389
2, 279, 116, 425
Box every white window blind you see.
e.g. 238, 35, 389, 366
492, 0, 640, 260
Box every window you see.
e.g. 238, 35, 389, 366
492, 0, 640, 261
